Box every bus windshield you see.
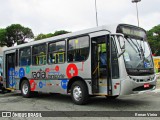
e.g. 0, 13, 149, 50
123, 37, 154, 74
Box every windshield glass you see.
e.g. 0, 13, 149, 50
123, 37, 154, 69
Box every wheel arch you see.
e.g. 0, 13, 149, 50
67, 76, 88, 93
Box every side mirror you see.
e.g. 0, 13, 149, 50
121, 42, 125, 49
119, 36, 125, 50
117, 49, 125, 58
111, 34, 125, 58
117, 35, 125, 58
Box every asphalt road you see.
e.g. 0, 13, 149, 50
0, 92, 160, 120
0, 79, 160, 120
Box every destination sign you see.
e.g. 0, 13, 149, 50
117, 25, 146, 38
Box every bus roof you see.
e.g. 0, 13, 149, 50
3, 24, 144, 51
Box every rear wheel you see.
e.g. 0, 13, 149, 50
71, 81, 89, 105
21, 80, 32, 98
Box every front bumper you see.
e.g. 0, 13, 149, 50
120, 76, 157, 95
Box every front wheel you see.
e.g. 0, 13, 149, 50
71, 81, 89, 105
21, 80, 32, 98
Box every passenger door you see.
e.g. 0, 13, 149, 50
6, 52, 16, 88
91, 38, 99, 93
91, 35, 112, 94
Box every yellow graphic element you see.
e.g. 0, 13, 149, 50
54, 52, 65, 63
153, 57, 160, 73
36, 52, 46, 65
75, 39, 78, 44
5, 88, 15, 91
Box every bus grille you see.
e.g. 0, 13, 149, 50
131, 76, 155, 83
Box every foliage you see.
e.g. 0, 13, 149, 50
34, 33, 53, 40
0, 24, 34, 47
6, 24, 34, 46
53, 30, 70, 36
147, 25, 160, 56
0, 29, 7, 47
35, 30, 70, 40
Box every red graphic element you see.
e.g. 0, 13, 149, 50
29, 79, 36, 91
49, 65, 60, 72
47, 83, 52, 86
66, 64, 78, 79
114, 83, 120, 89
114, 85, 117, 89
78, 62, 84, 71
45, 68, 50, 73
55, 66, 59, 72
116, 83, 120, 85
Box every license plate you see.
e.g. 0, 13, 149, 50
144, 83, 150, 88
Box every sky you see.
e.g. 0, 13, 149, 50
0, 0, 160, 36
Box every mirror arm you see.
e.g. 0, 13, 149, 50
117, 49, 125, 58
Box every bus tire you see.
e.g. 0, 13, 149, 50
21, 80, 32, 98
71, 81, 88, 105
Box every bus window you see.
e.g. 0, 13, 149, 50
48, 41, 65, 64
99, 43, 107, 67
111, 37, 119, 79
19, 47, 31, 66
32, 44, 46, 65
67, 36, 89, 62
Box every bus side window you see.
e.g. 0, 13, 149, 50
36, 52, 46, 65
111, 37, 119, 79
32, 44, 46, 65
19, 47, 31, 66
68, 53, 73, 62
48, 41, 65, 64
67, 36, 89, 62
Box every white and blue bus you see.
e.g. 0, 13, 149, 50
2, 24, 156, 104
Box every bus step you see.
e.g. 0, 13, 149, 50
5, 88, 15, 91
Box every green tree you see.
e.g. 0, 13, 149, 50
53, 30, 70, 36
35, 33, 47, 40
46, 33, 54, 38
0, 28, 7, 47
5, 24, 34, 46
35, 30, 70, 40
147, 25, 160, 56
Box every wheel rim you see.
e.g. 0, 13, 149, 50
73, 86, 82, 101
22, 83, 28, 95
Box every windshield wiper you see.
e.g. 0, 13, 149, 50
128, 38, 142, 59
128, 38, 146, 68
126, 38, 137, 53
135, 59, 144, 68
136, 39, 145, 60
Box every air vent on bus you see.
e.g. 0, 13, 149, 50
131, 76, 155, 83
